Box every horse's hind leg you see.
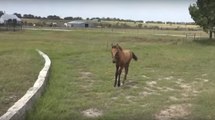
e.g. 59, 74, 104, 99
123, 65, 129, 85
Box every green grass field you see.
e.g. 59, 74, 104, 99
0, 31, 44, 115
1, 29, 215, 120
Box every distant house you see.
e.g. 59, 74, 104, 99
0, 14, 22, 31
65, 20, 96, 28
0, 14, 21, 24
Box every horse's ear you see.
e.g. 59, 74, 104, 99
116, 44, 122, 50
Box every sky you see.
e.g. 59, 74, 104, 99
0, 0, 197, 22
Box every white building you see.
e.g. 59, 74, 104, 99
0, 18, 4, 24
0, 14, 21, 24
65, 20, 96, 28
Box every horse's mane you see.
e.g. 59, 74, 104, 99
117, 45, 123, 51
112, 44, 123, 51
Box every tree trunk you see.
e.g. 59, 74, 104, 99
209, 30, 212, 39
214, 32, 215, 39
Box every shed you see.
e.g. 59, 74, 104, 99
65, 20, 95, 28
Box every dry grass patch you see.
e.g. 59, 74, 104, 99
82, 108, 103, 118
155, 104, 192, 120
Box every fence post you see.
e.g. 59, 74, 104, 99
194, 33, 196, 40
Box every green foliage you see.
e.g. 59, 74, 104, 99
0, 11, 3, 17
189, 0, 215, 38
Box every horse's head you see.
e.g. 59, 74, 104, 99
111, 44, 122, 63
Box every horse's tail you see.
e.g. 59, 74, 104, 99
132, 52, 138, 61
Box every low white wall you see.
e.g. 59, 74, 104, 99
0, 50, 51, 120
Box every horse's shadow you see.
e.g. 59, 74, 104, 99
122, 80, 139, 89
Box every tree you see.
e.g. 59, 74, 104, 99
12, 19, 17, 31
0, 11, 3, 17
14, 13, 22, 18
23, 14, 35, 19
64, 17, 74, 20
137, 23, 142, 29
189, 0, 215, 39
6, 19, 18, 31
47, 15, 61, 20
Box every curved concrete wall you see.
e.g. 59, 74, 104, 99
0, 50, 51, 120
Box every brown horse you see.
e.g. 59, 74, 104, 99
111, 44, 138, 87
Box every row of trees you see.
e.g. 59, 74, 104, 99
0, 11, 195, 26
97, 22, 198, 31
145, 21, 195, 25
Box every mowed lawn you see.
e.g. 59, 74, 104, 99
1, 29, 215, 120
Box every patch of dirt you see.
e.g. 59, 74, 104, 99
158, 76, 175, 81
158, 87, 175, 92
80, 83, 93, 89
180, 84, 192, 91
164, 76, 174, 80
79, 71, 94, 90
139, 91, 153, 97
126, 96, 135, 99
140, 86, 162, 97
203, 79, 209, 82
155, 104, 191, 120
144, 87, 156, 92
195, 78, 209, 82
82, 108, 103, 118
168, 96, 179, 101
140, 104, 148, 108
142, 75, 150, 79
126, 96, 136, 103
153, 75, 209, 120
179, 83, 197, 98
201, 73, 207, 77
79, 71, 93, 79
175, 78, 184, 84
146, 81, 157, 87
111, 97, 118, 100
123, 81, 139, 89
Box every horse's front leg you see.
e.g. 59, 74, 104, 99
118, 67, 123, 87
114, 65, 119, 87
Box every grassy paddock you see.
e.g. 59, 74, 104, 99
0, 32, 43, 115
0, 29, 215, 120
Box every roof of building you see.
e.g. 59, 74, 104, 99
67, 20, 86, 24
67, 20, 97, 24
